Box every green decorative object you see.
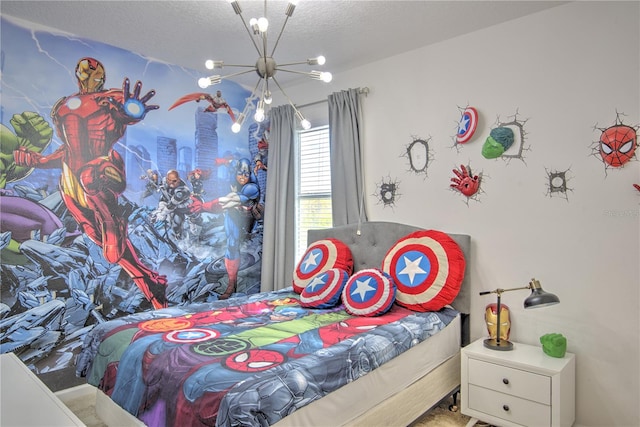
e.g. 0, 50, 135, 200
482, 126, 515, 159
540, 333, 567, 358
481, 136, 505, 159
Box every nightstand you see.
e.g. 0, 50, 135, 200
461, 338, 575, 427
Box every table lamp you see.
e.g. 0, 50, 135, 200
479, 278, 560, 351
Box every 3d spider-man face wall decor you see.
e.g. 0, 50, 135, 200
598, 124, 637, 167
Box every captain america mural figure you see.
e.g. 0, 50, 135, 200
191, 158, 260, 299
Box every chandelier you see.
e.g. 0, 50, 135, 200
198, 0, 333, 133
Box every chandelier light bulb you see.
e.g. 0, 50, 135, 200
198, 77, 211, 88
264, 90, 273, 104
316, 56, 326, 65
257, 17, 269, 32
232, 113, 246, 133
250, 18, 260, 34
254, 98, 266, 122
295, 109, 311, 129
320, 72, 332, 82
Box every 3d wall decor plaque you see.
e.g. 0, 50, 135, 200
592, 113, 637, 170
456, 107, 479, 145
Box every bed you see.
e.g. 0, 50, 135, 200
76, 221, 471, 427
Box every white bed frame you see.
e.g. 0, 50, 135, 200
89, 221, 471, 426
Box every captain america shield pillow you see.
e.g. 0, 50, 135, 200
382, 230, 465, 312
293, 238, 354, 294
342, 268, 396, 316
300, 268, 350, 308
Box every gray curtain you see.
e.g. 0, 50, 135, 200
328, 88, 368, 227
260, 104, 296, 291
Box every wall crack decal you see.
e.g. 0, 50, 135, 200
402, 135, 434, 178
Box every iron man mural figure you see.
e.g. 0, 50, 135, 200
14, 57, 168, 309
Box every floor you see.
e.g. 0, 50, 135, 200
63, 393, 108, 427
411, 395, 477, 427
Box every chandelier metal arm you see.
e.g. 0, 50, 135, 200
275, 68, 312, 76
277, 60, 309, 67
261, 31, 269, 62
270, 14, 291, 58
218, 64, 257, 69
237, 9, 263, 56
275, 68, 329, 82
218, 69, 259, 81
248, 78, 262, 103
271, 76, 291, 105
272, 75, 308, 125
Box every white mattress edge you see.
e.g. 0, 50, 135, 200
274, 313, 462, 426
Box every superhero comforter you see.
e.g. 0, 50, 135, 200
76, 288, 458, 427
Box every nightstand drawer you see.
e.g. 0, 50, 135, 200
468, 384, 551, 426
468, 358, 550, 404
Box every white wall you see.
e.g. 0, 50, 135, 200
284, 2, 639, 426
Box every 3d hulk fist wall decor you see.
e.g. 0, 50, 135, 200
540, 333, 567, 358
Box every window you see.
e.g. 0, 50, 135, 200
295, 125, 332, 261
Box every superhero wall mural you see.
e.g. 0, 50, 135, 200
0, 17, 267, 374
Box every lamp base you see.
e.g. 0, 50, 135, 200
483, 338, 514, 351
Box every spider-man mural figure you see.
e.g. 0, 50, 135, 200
13, 57, 168, 309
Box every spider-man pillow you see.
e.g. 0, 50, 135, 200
300, 268, 350, 309
382, 230, 465, 312
341, 268, 396, 317
293, 238, 353, 294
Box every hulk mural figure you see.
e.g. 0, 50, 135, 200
1, 112, 58, 258
0, 111, 53, 190
13, 57, 168, 309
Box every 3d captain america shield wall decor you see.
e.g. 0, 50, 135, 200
455, 106, 479, 145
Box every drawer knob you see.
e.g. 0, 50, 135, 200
502, 378, 509, 385
503, 404, 510, 412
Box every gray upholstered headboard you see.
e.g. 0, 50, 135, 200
308, 221, 471, 344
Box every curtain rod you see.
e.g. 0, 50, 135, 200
296, 87, 369, 109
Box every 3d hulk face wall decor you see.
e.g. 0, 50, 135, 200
481, 111, 529, 163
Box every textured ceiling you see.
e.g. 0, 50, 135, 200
1, 1, 568, 87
